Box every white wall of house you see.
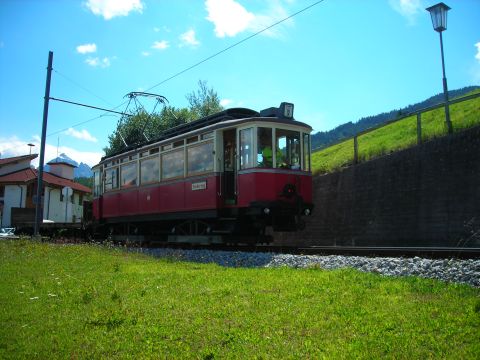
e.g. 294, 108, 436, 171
0, 161, 31, 176
48, 164, 74, 180
44, 186, 83, 223
1, 185, 26, 227
0, 185, 85, 227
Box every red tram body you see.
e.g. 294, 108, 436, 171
91, 103, 313, 243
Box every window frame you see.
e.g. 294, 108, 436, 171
186, 140, 214, 177
161, 147, 185, 180
120, 161, 138, 188
104, 166, 119, 191
239, 127, 255, 170
140, 155, 160, 185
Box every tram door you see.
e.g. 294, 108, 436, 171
223, 129, 237, 205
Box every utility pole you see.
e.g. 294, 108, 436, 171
34, 51, 53, 237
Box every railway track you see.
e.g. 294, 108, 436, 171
20, 234, 480, 259
144, 242, 480, 259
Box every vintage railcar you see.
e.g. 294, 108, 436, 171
91, 102, 313, 243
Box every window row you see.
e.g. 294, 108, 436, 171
104, 141, 214, 191
104, 132, 213, 169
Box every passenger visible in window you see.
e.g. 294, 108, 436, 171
257, 128, 277, 168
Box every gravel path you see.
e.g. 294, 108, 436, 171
138, 248, 480, 288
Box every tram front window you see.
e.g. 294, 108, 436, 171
257, 127, 273, 168
275, 129, 301, 169
240, 128, 254, 169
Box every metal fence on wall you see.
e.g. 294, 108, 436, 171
313, 92, 480, 166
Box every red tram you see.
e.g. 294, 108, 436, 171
91, 102, 313, 243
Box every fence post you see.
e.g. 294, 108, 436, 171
417, 113, 422, 145
353, 135, 358, 165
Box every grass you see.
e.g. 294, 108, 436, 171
1, 240, 479, 359
312, 92, 480, 174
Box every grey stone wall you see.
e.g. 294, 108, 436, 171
275, 125, 480, 248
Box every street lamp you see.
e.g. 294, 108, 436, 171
426, 2, 452, 134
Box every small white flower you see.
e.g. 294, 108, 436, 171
30, 297, 39, 300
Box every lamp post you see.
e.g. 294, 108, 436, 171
426, 2, 452, 134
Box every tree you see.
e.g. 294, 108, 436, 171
186, 80, 223, 119
103, 81, 223, 156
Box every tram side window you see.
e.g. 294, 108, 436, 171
187, 141, 214, 175
275, 129, 301, 169
303, 133, 311, 172
239, 128, 254, 169
162, 149, 184, 179
140, 157, 160, 184
104, 167, 118, 191
257, 127, 273, 168
93, 170, 102, 197
121, 162, 137, 187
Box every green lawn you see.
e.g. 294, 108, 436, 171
312, 92, 480, 174
1, 240, 479, 359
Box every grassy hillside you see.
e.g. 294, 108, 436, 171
1, 240, 479, 358
312, 90, 480, 174
311, 86, 480, 150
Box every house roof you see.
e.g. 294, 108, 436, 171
0, 168, 91, 193
47, 160, 76, 168
0, 154, 38, 167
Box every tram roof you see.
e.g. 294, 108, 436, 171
101, 104, 311, 162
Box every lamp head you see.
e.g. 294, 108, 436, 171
426, 2, 451, 32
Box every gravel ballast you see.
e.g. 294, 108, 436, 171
138, 248, 480, 288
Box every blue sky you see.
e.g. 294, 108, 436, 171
1, 0, 479, 167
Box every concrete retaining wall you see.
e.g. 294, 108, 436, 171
275, 125, 480, 248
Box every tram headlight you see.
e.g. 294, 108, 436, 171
263, 208, 271, 215
304, 208, 311, 216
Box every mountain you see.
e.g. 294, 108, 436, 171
75, 162, 93, 178
311, 86, 480, 150
45, 153, 93, 178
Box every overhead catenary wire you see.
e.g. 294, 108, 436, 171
46, 97, 130, 138
53, 69, 115, 107
49, 97, 132, 117
145, 0, 326, 93
45, 0, 326, 139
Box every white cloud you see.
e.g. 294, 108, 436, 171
85, 0, 143, 20
220, 99, 233, 107
85, 57, 111, 68
152, 40, 169, 50
179, 30, 200, 47
389, 0, 423, 25
153, 27, 160, 33
0, 136, 32, 159
475, 42, 480, 62
205, 0, 293, 39
64, 128, 98, 143
250, 2, 293, 38
76, 43, 97, 54
205, 0, 254, 38
141, 51, 150, 57
0, 136, 102, 168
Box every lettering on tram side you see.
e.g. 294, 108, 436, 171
191, 181, 207, 191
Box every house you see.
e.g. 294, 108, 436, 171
0, 154, 91, 227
